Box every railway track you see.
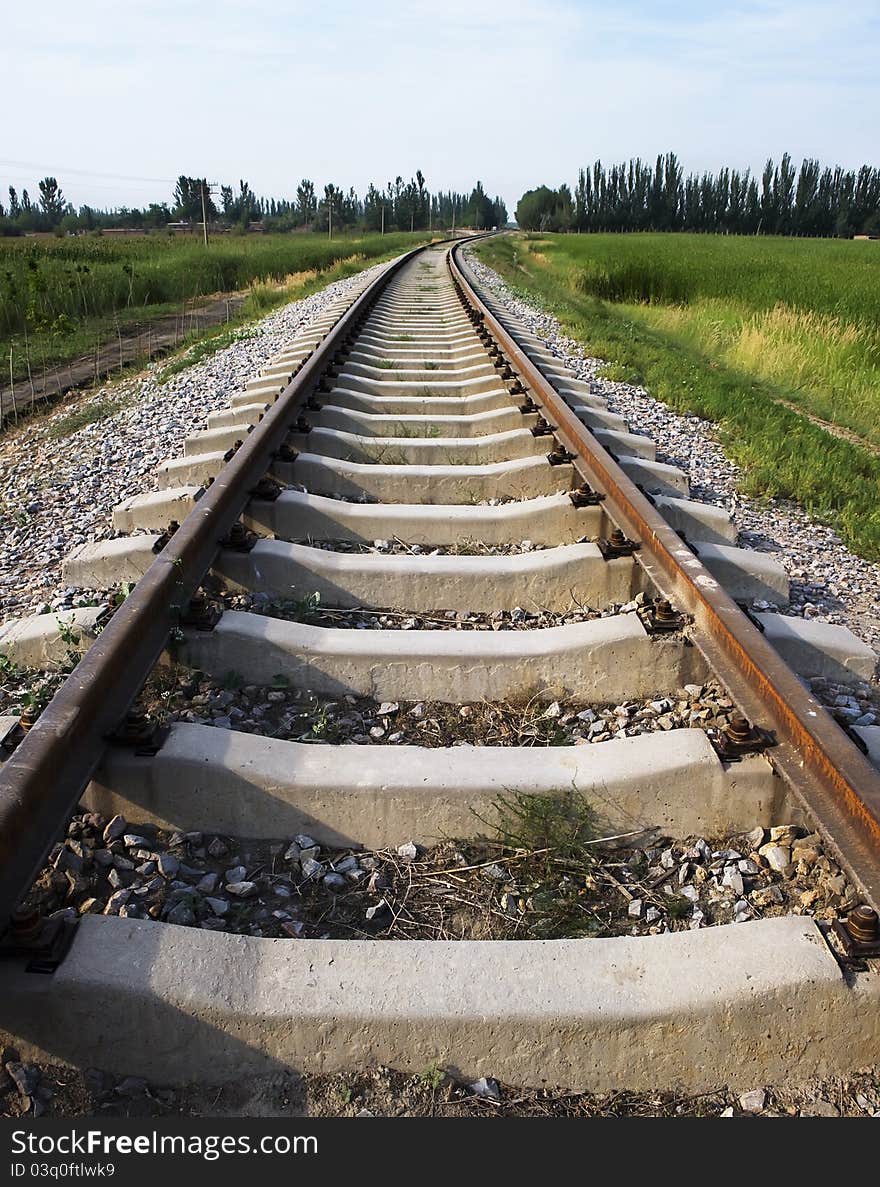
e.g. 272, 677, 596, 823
1, 237, 880, 1095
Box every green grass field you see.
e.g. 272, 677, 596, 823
475, 232, 880, 561
0, 231, 433, 385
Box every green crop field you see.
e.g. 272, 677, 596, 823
0, 231, 433, 387
475, 232, 880, 560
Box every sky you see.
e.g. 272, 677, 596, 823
2, 0, 878, 215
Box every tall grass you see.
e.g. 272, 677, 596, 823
475, 233, 880, 561
0, 232, 432, 383
564, 232, 880, 321
520, 232, 880, 448
641, 300, 880, 442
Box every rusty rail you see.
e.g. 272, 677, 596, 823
0, 244, 428, 934
450, 241, 880, 906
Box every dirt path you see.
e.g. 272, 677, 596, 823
0, 291, 248, 424
774, 397, 880, 459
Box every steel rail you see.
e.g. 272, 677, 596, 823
0, 242, 433, 933
450, 241, 880, 906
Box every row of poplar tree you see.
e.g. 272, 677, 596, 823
516, 153, 880, 237
0, 172, 507, 236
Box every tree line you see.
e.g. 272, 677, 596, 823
516, 153, 880, 237
0, 171, 507, 237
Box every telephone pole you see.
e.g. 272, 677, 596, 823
200, 181, 217, 247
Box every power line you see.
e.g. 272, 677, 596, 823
0, 159, 179, 184
0, 174, 169, 197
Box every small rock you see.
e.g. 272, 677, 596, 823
5, 1062, 40, 1100
225, 865, 247, 884
397, 841, 418, 861
468, 1076, 501, 1100
739, 1088, 766, 1113
295, 834, 317, 849
800, 1099, 840, 1118
157, 854, 180, 879
769, 825, 801, 845
627, 898, 643, 919
226, 881, 257, 898
759, 844, 791, 871
166, 902, 196, 926
205, 897, 229, 916
102, 815, 128, 843
301, 858, 323, 880
365, 899, 388, 921
752, 885, 786, 907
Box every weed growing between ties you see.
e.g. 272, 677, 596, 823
475, 233, 880, 560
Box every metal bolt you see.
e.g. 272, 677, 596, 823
19, 705, 39, 732
654, 599, 678, 624
847, 905, 879, 944
726, 715, 754, 743
11, 905, 42, 942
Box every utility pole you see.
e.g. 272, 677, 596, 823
199, 181, 217, 247
451, 200, 456, 238
200, 182, 209, 247
328, 194, 333, 240
381, 203, 385, 235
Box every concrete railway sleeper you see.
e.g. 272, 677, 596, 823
1, 238, 880, 1097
